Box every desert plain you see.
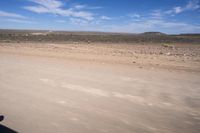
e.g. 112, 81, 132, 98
0, 30, 200, 133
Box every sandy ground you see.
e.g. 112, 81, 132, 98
0, 42, 200, 71
0, 43, 200, 133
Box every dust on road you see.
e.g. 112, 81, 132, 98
0, 51, 200, 133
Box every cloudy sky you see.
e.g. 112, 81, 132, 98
0, 0, 200, 34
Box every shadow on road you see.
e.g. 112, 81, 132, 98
0, 124, 18, 133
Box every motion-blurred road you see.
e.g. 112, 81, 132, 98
0, 53, 200, 133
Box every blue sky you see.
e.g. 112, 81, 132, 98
0, 0, 200, 34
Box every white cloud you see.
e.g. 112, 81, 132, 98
150, 10, 163, 19
100, 16, 111, 20
69, 18, 89, 26
128, 13, 141, 18
173, 7, 182, 14
28, 0, 63, 9
73, 4, 87, 10
24, 6, 49, 13
3, 18, 36, 23
72, 4, 103, 10
24, 0, 94, 20
147, 0, 200, 19
105, 19, 200, 34
166, 0, 200, 14
64, 17, 200, 34
0, 10, 26, 19
186, 0, 200, 10
0, 10, 35, 24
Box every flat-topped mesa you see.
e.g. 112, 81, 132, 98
140, 32, 167, 36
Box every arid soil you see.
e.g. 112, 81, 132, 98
0, 42, 200, 133
0, 42, 200, 71
1, 30, 200, 44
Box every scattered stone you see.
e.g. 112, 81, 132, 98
162, 43, 175, 49
165, 52, 171, 56
132, 61, 136, 63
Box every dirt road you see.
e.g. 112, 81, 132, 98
0, 50, 200, 133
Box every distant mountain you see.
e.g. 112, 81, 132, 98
178, 33, 200, 36
140, 32, 167, 36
